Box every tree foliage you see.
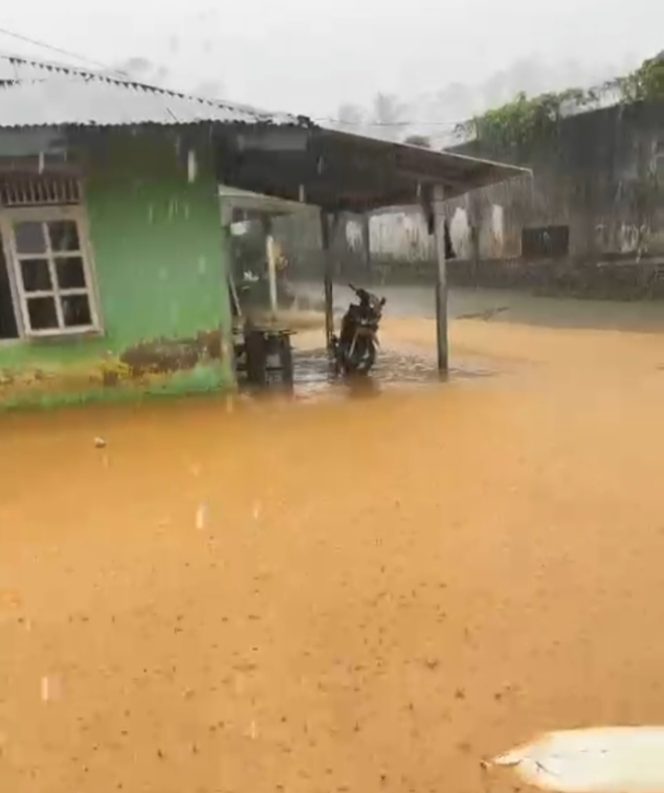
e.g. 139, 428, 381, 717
615, 52, 664, 102
458, 52, 663, 150
457, 87, 599, 150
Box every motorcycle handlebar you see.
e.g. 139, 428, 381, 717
348, 283, 387, 306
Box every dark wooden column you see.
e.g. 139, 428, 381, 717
432, 185, 448, 373
320, 210, 334, 351
361, 212, 371, 273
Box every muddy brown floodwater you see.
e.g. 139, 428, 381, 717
2, 314, 664, 793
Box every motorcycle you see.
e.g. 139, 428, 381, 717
332, 284, 386, 375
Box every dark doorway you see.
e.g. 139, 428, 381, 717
0, 232, 19, 339
522, 225, 570, 258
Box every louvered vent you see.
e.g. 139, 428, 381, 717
0, 175, 82, 207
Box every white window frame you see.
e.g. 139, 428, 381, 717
0, 205, 102, 338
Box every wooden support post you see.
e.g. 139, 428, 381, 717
468, 191, 480, 287
220, 201, 239, 380
361, 212, 371, 273
262, 216, 278, 318
320, 210, 334, 352
432, 185, 448, 374
266, 234, 278, 317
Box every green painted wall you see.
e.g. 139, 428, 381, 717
0, 127, 234, 408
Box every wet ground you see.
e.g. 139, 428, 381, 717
3, 293, 664, 793
294, 281, 664, 331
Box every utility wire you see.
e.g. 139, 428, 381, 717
0, 24, 125, 75
0, 24, 471, 129
313, 116, 466, 128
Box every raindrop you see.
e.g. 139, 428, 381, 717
196, 502, 209, 530
40, 674, 62, 702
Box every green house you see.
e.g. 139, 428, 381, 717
0, 55, 522, 408
0, 57, 295, 407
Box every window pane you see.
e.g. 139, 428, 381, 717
20, 258, 52, 292
56, 257, 86, 289
48, 220, 80, 252
61, 294, 92, 327
27, 297, 58, 330
14, 222, 46, 254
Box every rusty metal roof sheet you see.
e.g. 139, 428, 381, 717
0, 55, 307, 129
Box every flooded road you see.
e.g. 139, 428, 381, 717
294, 281, 664, 331
3, 298, 664, 793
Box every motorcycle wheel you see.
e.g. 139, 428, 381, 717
345, 336, 375, 375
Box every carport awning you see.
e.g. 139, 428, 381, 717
214, 125, 528, 213
218, 185, 311, 221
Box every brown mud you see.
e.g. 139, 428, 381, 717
2, 316, 664, 793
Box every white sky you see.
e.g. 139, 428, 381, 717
1, 0, 662, 119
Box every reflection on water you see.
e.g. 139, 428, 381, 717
291, 346, 495, 399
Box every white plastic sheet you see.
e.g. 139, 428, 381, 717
492, 727, 664, 793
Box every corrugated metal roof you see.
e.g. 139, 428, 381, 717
0, 54, 308, 129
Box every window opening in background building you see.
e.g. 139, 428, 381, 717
521, 225, 570, 258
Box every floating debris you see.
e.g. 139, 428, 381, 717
490, 727, 664, 793
0, 589, 22, 609
94, 436, 107, 449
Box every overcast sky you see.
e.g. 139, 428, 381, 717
1, 0, 662, 120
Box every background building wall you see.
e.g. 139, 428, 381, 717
273, 100, 664, 297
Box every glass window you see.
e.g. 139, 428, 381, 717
10, 214, 98, 336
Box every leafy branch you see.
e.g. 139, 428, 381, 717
457, 52, 663, 150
